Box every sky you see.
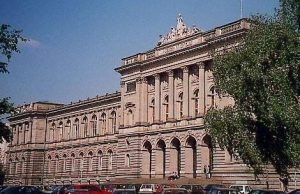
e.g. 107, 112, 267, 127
0, 0, 279, 106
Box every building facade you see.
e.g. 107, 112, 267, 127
6, 16, 297, 189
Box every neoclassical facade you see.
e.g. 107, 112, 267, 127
6, 16, 296, 189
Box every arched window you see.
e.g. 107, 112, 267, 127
59, 121, 64, 140
73, 118, 79, 138
66, 120, 71, 139
208, 86, 215, 110
21, 157, 25, 174
83, 116, 88, 138
71, 153, 76, 172
62, 154, 67, 172
55, 155, 59, 174
79, 152, 84, 171
88, 152, 93, 171
108, 150, 113, 170
101, 113, 107, 133
15, 158, 19, 175
47, 156, 51, 174
125, 154, 130, 167
194, 89, 199, 116
150, 98, 155, 123
9, 158, 12, 175
24, 122, 29, 143
178, 92, 183, 119
91, 115, 97, 136
127, 109, 134, 126
51, 123, 56, 142
98, 151, 103, 170
111, 111, 117, 133
163, 96, 169, 121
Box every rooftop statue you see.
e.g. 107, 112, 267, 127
158, 14, 201, 46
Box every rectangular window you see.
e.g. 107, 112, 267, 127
126, 81, 136, 93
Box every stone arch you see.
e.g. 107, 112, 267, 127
142, 140, 153, 178
169, 137, 181, 176
156, 139, 166, 178
185, 135, 197, 178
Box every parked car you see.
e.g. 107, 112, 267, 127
51, 184, 102, 194
0, 186, 7, 192
211, 188, 240, 194
0, 186, 46, 194
203, 184, 226, 194
289, 190, 300, 194
162, 188, 188, 194
229, 185, 252, 194
249, 189, 285, 194
139, 184, 159, 194
180, 184, 203, 194
113, 189, 137, 194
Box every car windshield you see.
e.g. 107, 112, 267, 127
141, 185, 153, 189
230, 186, 243, 191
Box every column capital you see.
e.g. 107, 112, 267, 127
197, 62, 205, 69
136, 77, 143, 84
182, 66, 189, 73
154, 73, 160, 79
142, 76, 148, 84
167, 69, 174, 77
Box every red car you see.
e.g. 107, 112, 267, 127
54, 184, 103, 194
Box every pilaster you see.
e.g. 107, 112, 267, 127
120, 81, 125, 128
182, 66, 190, 119
135, 77, 142, 125
198, 62, 205, 117
167, 70, 175, 122
154, 74, 161, 123
141, 77, 148, 125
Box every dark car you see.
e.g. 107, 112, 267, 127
162, 188, 189, 194
0, 186, 46, 194
210, 188, 239, 194
289, 190, 300, 194
51, 184, 103, 194
113, 189, 137, 194
180, 185, 203, 194
203, 184, 226, 194
249, 189, 285, 194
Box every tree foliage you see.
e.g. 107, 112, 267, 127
204, 0, 300, 178
0, 24, 27, 143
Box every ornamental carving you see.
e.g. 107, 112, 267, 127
157, 14, 201, 46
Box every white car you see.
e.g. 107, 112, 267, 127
139, 184, 158, 194
229, 185, 252, 194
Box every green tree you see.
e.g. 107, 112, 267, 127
0, 24, 27, 143
204, 0, 300, 179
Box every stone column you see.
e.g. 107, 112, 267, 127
167, 70, 175, 121
106, 110, 109, 134
198, 62, 205, 116
154, 74, 161, 123
180, 146, 186, 177
196, 143, 203, 177
120, 81, 125, 128
141, 77, 148, 124
135, 77, 142, 125
182, 66, 189, 119
165, 147, 170, 176
29, 121, 33, 143
17, 125, 20, 145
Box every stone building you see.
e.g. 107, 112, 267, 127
6, 16, 298, 189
